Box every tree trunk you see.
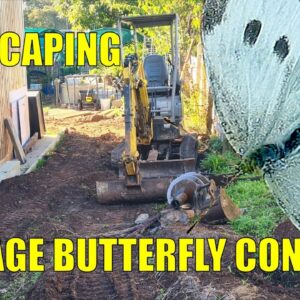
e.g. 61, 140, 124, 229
180, 38, 195, 81
196, 37, 214, 135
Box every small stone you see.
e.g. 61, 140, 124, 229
135, 213, 149, 224
160, 209, 189, 226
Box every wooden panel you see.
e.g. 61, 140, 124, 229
18, 96, 30, 146
4, 118, 26, 164
10, 87, 30, 146
28, 91, 46, 138
10, 101, 19, 140
0, 0, 26, 164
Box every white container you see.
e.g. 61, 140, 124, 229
101, 98, 111, 110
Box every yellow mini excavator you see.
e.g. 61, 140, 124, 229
97, 14, 198, 204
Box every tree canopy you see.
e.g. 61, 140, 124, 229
25, 0, 204, 56
53, 0, 140, 30
24, 0, 67, 29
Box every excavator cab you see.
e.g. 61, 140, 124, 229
144, 53, 181, 141
97, 14, 197, 204
120, 14, 182, 141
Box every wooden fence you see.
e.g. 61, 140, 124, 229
0, 0, 26, 164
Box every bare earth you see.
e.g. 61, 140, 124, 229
0, 108, 299, 299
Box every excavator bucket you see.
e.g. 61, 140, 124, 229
97, 177, 172, 204
96, 158, 196, 204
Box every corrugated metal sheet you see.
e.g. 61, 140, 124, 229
0, 0, 27, 164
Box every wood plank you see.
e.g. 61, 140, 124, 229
4, 118, 26, 164
23, 132, 38, 154
28, 92, 46, 138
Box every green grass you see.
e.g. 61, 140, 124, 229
34, 157, 48, 170
54, 133, 65, 150
201, 151, 241, 175
201, 136, 242, 174
226, 180, 284, 238
33, 133, 65, 171
202, 136, 284, 238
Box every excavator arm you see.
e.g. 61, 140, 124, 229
122, 54, 153, 186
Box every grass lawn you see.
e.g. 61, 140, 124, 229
201, 136, 285, 238
226, 180, 284, 238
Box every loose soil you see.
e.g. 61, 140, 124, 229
0, 108, 299, 299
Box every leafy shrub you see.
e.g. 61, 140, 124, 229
208, 136, 223, 153
201, 151, 241, 174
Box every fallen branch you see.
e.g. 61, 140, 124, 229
90, 214, 160, 238
51, 214, 160, 239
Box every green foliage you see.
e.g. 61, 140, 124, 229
24, 0, 67, 28
0, 272, 41, 299
53, 0, 140, 30
238, 157, 261, 175
137, 0, 204, 55
182, 88, 207, 133
201, 151, 241, 175
35, 157, 48, 170
227, 180, 284, 238
54, 133, 65, 150
33, 134, 65, 171
202, 137, 283, 238
90, 65, 122, 78
208, 136, 223, 153
89, 44, 143, 77
53, 0, 204, 57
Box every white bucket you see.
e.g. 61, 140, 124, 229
101, 98, 111, 110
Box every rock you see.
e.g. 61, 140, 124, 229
160, 209, 189, 226
135, 213, 149, 224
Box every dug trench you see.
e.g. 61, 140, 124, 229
0, 109, 299, 299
